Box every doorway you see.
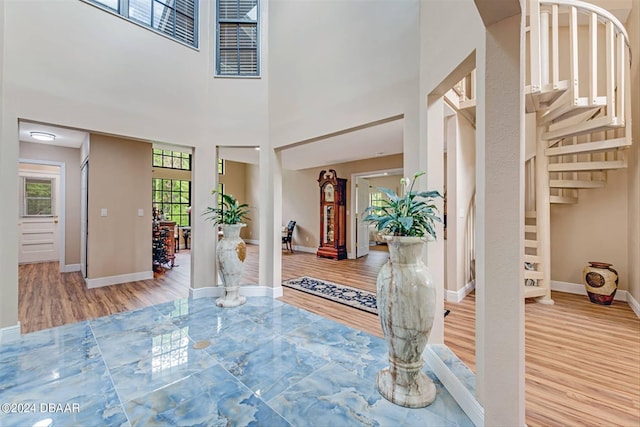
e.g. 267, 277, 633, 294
18, 161, 64, 267
350, 168, 403, 259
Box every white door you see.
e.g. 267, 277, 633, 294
355, 176, 370, 258
18, 168, 60, 264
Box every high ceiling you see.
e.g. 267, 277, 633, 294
218, 118, 404, 170
19, 117, 404, 171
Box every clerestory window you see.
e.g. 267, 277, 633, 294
86, 0, 198, 48
216, 0, 259, 76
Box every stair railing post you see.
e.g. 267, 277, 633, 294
540, 9, 550, 87
530, 0, 542, 93
535, 125, 554, 304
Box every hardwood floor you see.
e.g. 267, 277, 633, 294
18, 251, 191, 333
18, 244, 640, 426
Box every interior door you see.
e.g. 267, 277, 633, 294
18, 168, 60, 264
355, 176, 370, 258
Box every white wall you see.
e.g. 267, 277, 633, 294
627, 0, 640, 305
0, 0, 19, 333
0, 0, 269, 328
268, 0, 420, 148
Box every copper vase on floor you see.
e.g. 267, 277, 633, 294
583, 262, 618, 305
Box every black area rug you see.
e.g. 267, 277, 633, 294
282, 276, 452, 318
282, 276, 378, 314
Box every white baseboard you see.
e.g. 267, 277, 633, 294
0, 322, 21, 344
245, 240, 313, 257
61, 264, 81, 273
626, 292, 640, 318
190, 286, 224, 299
446, 280, 476, 303
550, 280, 628, 302
424, 346, 483, 426
292, 245, 317, 254
85, 270, 154, 289
190, 285, 282, 299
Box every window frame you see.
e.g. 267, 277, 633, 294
22, 177, 56, 217
215, 0, 260, 77
82, 0, 199, 49
369, 192, 387, 216
152, 178, 192, 226
153, 148, 192, 171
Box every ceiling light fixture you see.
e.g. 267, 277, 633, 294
254, 147, 260, 151
30, 131, 56, 142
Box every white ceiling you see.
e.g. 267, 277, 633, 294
219, 118, 404, 170
19, 118, 403, 171
19, 120, 88, 149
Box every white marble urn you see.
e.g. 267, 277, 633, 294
376, 235, 436, 408
216, 223, 247, 308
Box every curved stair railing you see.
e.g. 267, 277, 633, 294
525, 0, 633, 303
444, 0, 632, 304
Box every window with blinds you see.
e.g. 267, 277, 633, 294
87, 0, 198, 48
216, 0, 259, 76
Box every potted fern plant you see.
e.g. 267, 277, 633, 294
203, 191, 250, 308
364, 171, 443, 408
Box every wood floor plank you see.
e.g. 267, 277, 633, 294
17, 244, 640, 426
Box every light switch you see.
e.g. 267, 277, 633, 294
101, 208, 107, 217
138, 209, 144, 217
459, 208, 465, 218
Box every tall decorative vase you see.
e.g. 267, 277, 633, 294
216, 224, 247, 308
583, 261, 618, 305
376, 236, 437, 408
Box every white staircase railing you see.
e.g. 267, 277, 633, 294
525, 0, 633, 303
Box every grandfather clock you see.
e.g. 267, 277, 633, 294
317, 169, 347, 260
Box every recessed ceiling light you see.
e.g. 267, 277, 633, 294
254, 147, 260, 151
30, 131, 56, 141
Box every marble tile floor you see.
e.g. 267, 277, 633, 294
0, 297, 472, 426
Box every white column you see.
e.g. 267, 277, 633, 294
190, 143, 218, 293
0, 113, 20, 335
258, 145, 282, 291
425, 98, 446, 344
475, 12, 526, 426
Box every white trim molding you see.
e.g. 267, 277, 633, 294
190, 285, 282, 299
292, 245, 317, 254
85, 271, 153, 289
62, 264, 81, 273
0, 322, 21, 345
626, 292, 640, 318
446, 280, 476, 303
424, 346, 483, 426
551, 280, 628, 302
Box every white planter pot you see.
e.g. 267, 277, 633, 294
376, 235, 436, 408
216, 223, 247, 308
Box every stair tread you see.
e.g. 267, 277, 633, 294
524, 225, 537, 233
524, 270, 545, 280
550, 179, 606, 189
524, 255, 542, 263
543, 116, 623, 140
550, 195, 579, 204
524, 286, 548, 298
548, 160, 627, 172
525, 81, 569, 113
525, 239, 539, 248
546, 137, 631, 156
